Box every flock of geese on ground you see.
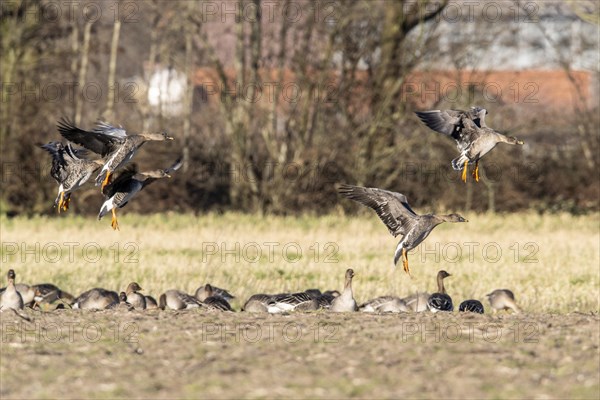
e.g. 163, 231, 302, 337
0, 269, 521, 314
3, 106, 525, 315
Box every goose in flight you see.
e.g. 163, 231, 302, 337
40, 142, 104, 212
98, 159, 182, 230
415, 107, 524, 182
57, 118, 173, 190
337, 184, 467, 275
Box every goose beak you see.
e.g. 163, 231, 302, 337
517, 140, 524, 145
166, 174, 172, 178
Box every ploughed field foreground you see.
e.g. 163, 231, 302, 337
1, 212, 599, 398
1, 311, 598, 398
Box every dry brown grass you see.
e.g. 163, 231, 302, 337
1, 212, 598, 313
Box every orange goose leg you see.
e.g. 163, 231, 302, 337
461, 160, 469, 183
57, 192, 64, 214
402, 248, 411, 277
62, 194, 71, 211
471, 160, 480, 182
111, 208, 120, 231
101, 171, 112, 191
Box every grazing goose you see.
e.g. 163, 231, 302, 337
108, 292, 134, 310
201, 284, 234, 311
98, 159, 182, 230
427, 270, 453, 312
359, 296, 409, 313
195, 284, 235, 302
242, 294, 273, 313
415, 107, 524, 182
330, 269, 358, 312
402, 292, 430, 312
72, 288, 119, 310
57, 118, 173, 190
486, 289, 521, 314
304, 289, 322, 298
267, 292, 319, 313
338, 184, 467, 274
125, 282, 146, 309
40, 141, 103, 211
32, 283, 74, 306
316, 290, 340, 309
459, 299, 485, 314
159, 290, 202, 310
0, 270, 24, 311
145, 295, 159, 309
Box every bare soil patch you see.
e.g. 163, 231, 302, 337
1, 310, 598, 399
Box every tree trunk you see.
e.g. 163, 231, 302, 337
105, 20, 121, 121
75, 21, 93, 125
182, 1, 196, 172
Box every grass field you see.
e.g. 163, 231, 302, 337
1, 212, 598, 312
1, 211, 599, 398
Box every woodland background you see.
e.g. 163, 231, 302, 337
1, 0, 598, 216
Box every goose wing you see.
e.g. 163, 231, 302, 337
359, 296, 397, 309
177, 291, 203, 308
415, 109, 466, 138
64, 143, 91, 161
466, 106, 488, 128
337, 184, 418, 237
428, 293, 454, 312
415, 108, 487, 150
164, 158, 183, 175
57, 118, 126, 156
40, 142, 68, 181
458, 299, 484, 313
93, 121, 127, 138
203, 297, 233, 311
102, 165, 138, 198
140, 157, 183, 189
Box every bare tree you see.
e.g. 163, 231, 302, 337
75, 20, 94, 125
104, 19, 122, 121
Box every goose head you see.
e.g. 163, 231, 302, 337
139, 131, 174, 141
126, 282, 143, 294
440, 213, 468, 223
7, 269, 16, 282
505, 136, 524, 145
